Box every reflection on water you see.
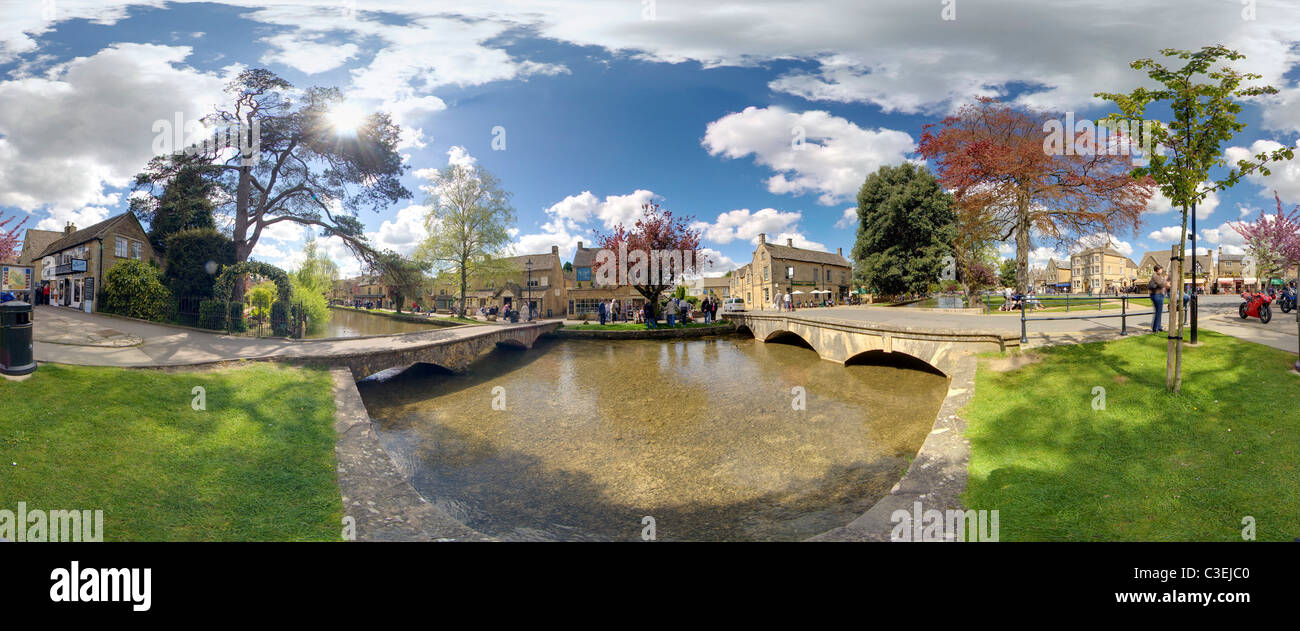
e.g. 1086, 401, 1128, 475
358, 336, 949, 541
902, 295, 967, 309
306, 308, 439, 338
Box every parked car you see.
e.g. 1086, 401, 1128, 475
722, 297, 746, 312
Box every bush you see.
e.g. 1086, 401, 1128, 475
270, 301, 291, 337
290, 277, 330, 335
227, 301, 247, 333
163, 228, 236, 299
99, 259, 173, 321
198, 299, 227, 330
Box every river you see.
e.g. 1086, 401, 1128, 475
357, 335, 949, 541
306, 307, 442, 338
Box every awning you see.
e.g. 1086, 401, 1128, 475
1243, 277, 1258, 284
1272, 278, 1284, 285
1217, 278, 1235, 284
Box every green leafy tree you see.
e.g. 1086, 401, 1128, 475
162, 227, 236, 298
132, 163, 218, 256
291, 239, 338, 332
372, 250, 430, 313
100, 259, 173, 321
998, 258, 1017, 287
1097, 45, 1296, 391
851, 164, 957, 298
414, 163, 515, 316
133, 69, 411, 302
247, 282, 275, 320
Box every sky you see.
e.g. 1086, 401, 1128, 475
2, 0, 1300, 277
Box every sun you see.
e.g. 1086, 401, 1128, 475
326, 103, 367, 135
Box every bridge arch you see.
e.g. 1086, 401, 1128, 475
763, 329, 816, 350
845, 349, 946, 377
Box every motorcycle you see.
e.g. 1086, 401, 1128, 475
1239, 292, 1274, 324
1278, 288, 1296, 314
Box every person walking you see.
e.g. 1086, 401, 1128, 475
598, 299, 608, 325
783, 291, 792, 312
665, 296, 679, 327
1149, 264, 1168, 333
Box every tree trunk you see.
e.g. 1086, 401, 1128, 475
231, 164, 253, 305
1173, 207, 1190, 391
459, 263, 468, 317
1015, 191, 1030, 295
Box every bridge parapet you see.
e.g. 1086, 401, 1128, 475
729, 312, 1017, 377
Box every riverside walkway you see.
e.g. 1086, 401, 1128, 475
32, 306, 560, 378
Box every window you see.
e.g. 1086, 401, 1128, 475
763, 267, 769, 281
131, 241, 142, 260
786, 266, 794, 279
115, 236, 128, 257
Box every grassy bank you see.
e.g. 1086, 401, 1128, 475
0, 363, 342, 541
562, 320, 730, 331
961, 330, 1299, 541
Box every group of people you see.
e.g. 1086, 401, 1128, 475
590, 295, 721, 329
998, 287, 1047, 311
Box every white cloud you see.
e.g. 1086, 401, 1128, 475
368, 203, 431, 256
702, 106, 914, 205
34, 206, 110, 231
1148, 226, 1187, 243
260, 32, 358, 75
762, 231, 828, 252
1225, 140, 1300, 201
833, 207, 856, 230
1071, 232, 1134, 257
0, 43, 230, 214
693, 207, 802, 245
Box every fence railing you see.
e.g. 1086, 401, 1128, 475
1014, 294, 1193, 343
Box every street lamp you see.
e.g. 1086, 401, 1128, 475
525, 259, 533, 321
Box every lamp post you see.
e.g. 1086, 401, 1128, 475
1190, 200, 1198, 344
526, 259, 533, 321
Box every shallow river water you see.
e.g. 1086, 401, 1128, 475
357, 335, 949, 541
305, 307, 440, 338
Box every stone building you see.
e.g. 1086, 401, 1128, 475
730, 233, 852, 309
1070, 246, 1137, 293
439, 247, 565, 317
36, 213, 158, 312
565, 241, 643, 318
685, 275, 730, 300
1135, 250, 1213, 292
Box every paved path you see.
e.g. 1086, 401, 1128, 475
1199, 311, 1298, 353
32, 305, 558, 368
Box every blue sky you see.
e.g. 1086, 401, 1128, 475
3, 1, 1300, 276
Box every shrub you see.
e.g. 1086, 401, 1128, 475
227, 301, 247, 332
99, 259, 172, 321
198, 299, 227, 330
290, 277, 329, 335
162, 228, 236, 299
270, 301, 291, 337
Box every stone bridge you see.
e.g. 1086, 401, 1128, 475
728, 312, 1018, 377
281, 320, 563, 380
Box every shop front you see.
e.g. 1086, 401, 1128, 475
53, 258, 89, 310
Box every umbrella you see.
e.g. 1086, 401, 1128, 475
791, 290, 805, 294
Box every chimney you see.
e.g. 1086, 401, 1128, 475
577, 241, 583, 250
786, 238, 793, 247
757, 233, 766, 245
551, 245, 559, 256
64, 221, 76, 236
836, 247, 842, 257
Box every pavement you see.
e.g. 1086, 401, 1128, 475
30, 296, 1294, 368
30, 305, 558, 368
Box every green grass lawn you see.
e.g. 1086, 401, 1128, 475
982, 295, 1155, 314
961, 330, 1300, 541
0, 363, 342, 541
561, 320, 731, 331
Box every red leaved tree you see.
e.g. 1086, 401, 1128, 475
1, 212, 28, 263
592, 202, 707, 317
918, 98, 1154, 293
1232, 191, 1300, 285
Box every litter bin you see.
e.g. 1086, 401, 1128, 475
0, 300, 36, 376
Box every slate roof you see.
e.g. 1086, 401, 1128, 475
37, 213, 138, 259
